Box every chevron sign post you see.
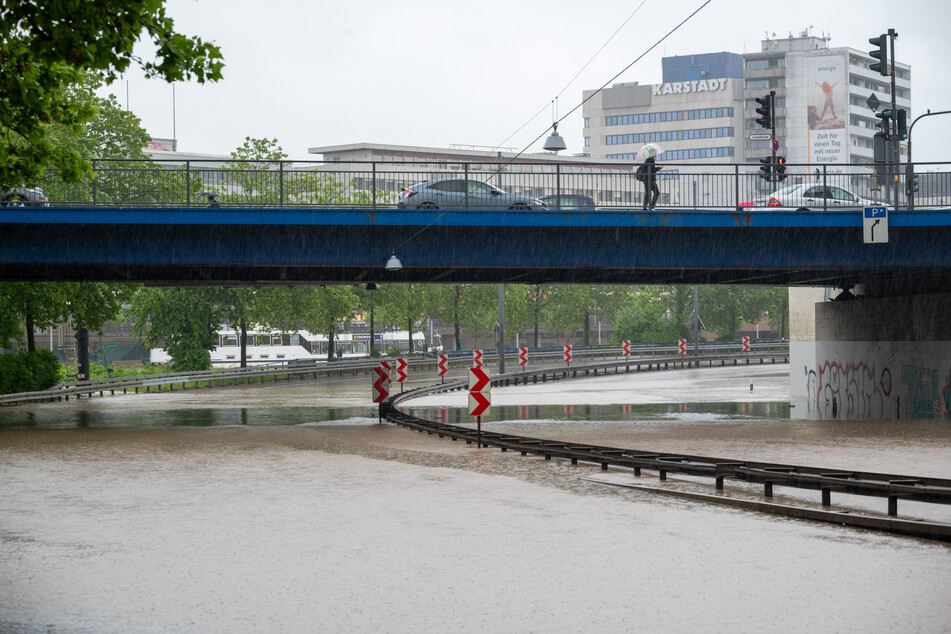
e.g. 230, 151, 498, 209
372, 366, 389, 404
742, 336, 750, 352
437, 353, 448, 382
563, 344, 572, 365
468, 366, 492, 446
518, 347, 528, 368
678, 339, 687, 355
395, 358, 408, 392
472, 349, 483, 368
622, 340, 631, 357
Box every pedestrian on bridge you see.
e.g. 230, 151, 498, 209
637, 156, 661, 210
206, 194, 220, 208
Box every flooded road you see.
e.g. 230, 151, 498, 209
2, 366, 950, 633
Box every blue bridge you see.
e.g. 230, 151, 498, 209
2, 205, 950, 290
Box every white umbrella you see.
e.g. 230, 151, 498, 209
635, 143, 665, 163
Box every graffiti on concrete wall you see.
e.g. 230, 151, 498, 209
815, 360, 886, 419
812, 359, 951, 420
903, 364, 951, 420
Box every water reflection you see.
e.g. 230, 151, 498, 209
404, 401, 791, 426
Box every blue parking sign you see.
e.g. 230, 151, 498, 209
864, 206, 887, 219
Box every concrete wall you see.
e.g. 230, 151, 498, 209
791, 291, 951, 420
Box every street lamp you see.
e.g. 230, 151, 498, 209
543, 122, 567, 152
385, 251, 403, 271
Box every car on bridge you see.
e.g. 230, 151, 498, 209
398, 178, 543, 210
539, 194, 596, 210
751, 183, 886, 211
1, 186, 49, 207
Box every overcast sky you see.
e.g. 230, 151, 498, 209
106, 0, 951, 163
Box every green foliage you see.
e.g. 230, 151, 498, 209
1, 0, 223, 188
258, 287, 358, 361
130, 287, 222, 371
0, 349, 60, 394
612, 287, 682, 344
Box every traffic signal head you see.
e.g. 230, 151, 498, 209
869, 34, 889, 76
896, 108, 907, 140
759, 156, 772, 181
754, 94, 772, 129
875, 109, 893, 139
774, 156, 787, 182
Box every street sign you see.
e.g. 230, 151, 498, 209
742, 336, 750, 352
863, 206, 889, 244
771, 139, 780, 152
395, 358, 407, 383
468, 392, 491, 417
678, 339, 687, 355
866, 92, 881, 112
372, 366, 389, 387
103, 342, 119, 349
563, 344, 572, 364
748, 133, 770, 141
472, 349, 483, 368
468, 367, 492, 392
621, 340, 631, 357
372, 384, 388, 403
518, 347, 528, 366
437, 354, 448, 376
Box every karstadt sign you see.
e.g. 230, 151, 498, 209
652, 79, 729, 96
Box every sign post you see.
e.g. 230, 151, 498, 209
395, 358, 407, 392
621, 340, 631, 357
518, 347, 528, 369
437, 353, 448, 383
742, 335, 750, 352
563, 344, 572, 366
468, 367, 492, 447
678, 339, 687, 355
863, 206, 888, 244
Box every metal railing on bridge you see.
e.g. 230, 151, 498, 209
27, 158, 951, 211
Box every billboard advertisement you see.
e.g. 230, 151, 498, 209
807, 55, 848, 172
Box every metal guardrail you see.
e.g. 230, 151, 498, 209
382, 353, 951, 542
0, 342, 788, 406
29, 158, 951, 211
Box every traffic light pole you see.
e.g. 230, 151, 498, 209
888, 28, 899, 210
770, 91, 777, 192
906, 109, 951, 210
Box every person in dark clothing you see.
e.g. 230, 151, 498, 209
640, 156, 661, 210
206, 194, 220, 208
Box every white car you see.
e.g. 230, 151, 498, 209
1, 186, 49, 206
753, 183, 886, 211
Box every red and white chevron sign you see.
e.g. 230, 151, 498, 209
472, 349, 483, 368
742, 336, 750, 352
563, 344, 572, 364
518, 347, 528, 366
468, 392, 491, 417
372, 366, 389, 387
396, 358, 408, 383
678, 339, 687, 355
372, 383, 388, 403
437, 354, 448, 376
468, 367, 492, 392
622, 340, 631, 357
379, 361, 392, 383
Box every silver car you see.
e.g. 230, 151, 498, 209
754, 183, 885, 211
398, 178, 542, 210
1, 186, 49, 206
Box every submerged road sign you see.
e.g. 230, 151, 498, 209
437, 354, 448, 376
622, 340, 631, 357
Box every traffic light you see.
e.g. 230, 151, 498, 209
754, 94, 772, 129
774, 156, 787, 182
905, 171, 918, 197
875, 109, 893, 139
759, 156, 773, 181
869, 34, 889, 76
896, 108, 907, 140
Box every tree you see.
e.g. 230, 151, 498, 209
258, 287, 358, 361
1, 0, 224, 188
376, 284, 435, 354
612, 287, 681, 344
130, 287, 223, 371
701, 286, 762, 341
431, 284, 497, 350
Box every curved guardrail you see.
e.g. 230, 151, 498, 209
382, 352, 951, 542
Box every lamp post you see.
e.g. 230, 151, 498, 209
905, 109, 951, 210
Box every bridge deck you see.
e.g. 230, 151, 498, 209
3, 206, 950, 288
